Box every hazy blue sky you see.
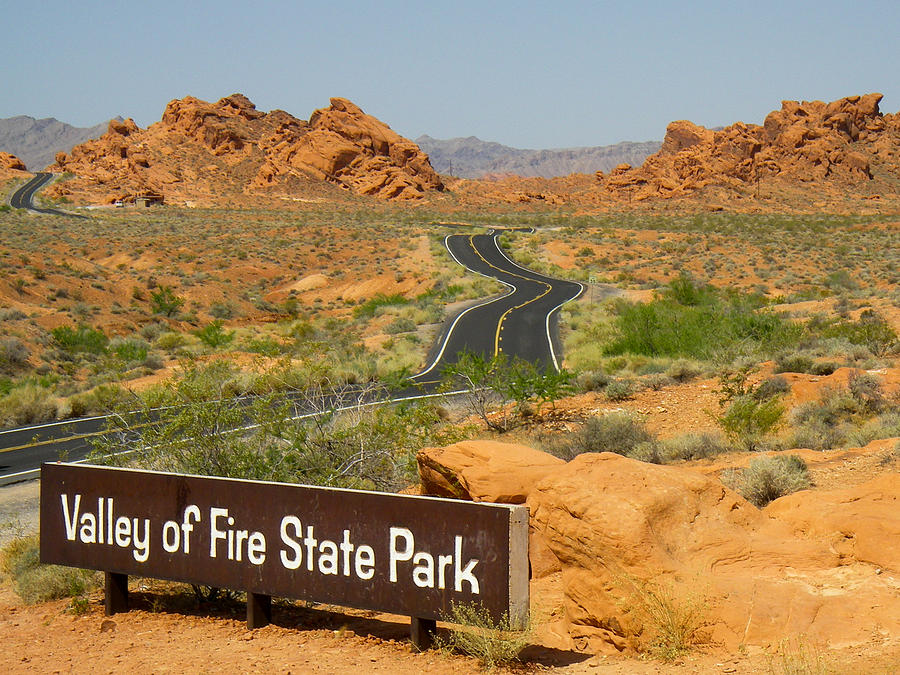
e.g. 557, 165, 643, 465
5, 0, 898, 148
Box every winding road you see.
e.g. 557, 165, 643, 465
0, 226, 587, 483
8, 172, 84, 218
412, 231, 583, 384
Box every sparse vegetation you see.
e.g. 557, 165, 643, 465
439, 601, 532, 669
0, 535, 100, 606
723, 455, 811, 507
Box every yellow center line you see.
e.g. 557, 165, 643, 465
464, 235, 552, 357
0, 420, 152, 454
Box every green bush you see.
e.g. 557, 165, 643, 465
111, 336, 150, 364
724, 455, 810, 507
604, 277, 799, 361
718, 395, 785, 451
194, 320, 235, 348
149, 285, 185, 317
51, 324, 109, 354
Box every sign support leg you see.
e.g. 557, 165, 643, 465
105, 572, 128, 615
247, 592, 272, 629
410, 616, 437, 651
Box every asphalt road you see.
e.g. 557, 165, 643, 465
0, 228, 587, 483
8, 172, 85, 217
412, 231, 584, 384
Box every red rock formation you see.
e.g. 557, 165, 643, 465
600, 93, 897, 200
48, 94, 442, 204
417, 441, 900, 654
0, 152, 27, 172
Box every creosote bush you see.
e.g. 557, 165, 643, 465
723, 455, 811, 507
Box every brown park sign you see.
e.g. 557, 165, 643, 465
40, 463, 529, 636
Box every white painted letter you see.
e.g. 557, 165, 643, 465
209, 507, 228, 558
453, 536, 480, 594
279, 516, 303, 570
389, 527, 414, 583
61, 494, 81, 541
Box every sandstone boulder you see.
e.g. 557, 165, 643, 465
417, 440, 563, 504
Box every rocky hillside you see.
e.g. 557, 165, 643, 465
600, 93, 900, 200
48, 95, 443, 204
0, 115, 111, 171
417, 134, 660, 178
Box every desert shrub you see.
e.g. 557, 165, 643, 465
194, 320, 235, 348
156, 331, 188, 350
139, 321, 168, 341
847, 371, 885, 414
0, 535, 100, 605
809, 361, 839, 376
774, 352, 814, 374
208, 301, 235, 319
620, 575, 708, 662
0, 383, 59, 426
439, 602, 532, 669
605, 378, 637, 401
385, 317, 417, 334
91, 361, 468, 491
753, 375, 790, 401
110, 336, 150, 365
665, 359, 704, 382
142, 352, 165, 370
441, 352, 573, 432
817, 310, 898, 357
51, 324, 108, 355
0, 337, 30, 372
718, 395, 785, 451
724, 455, 810, 507
149, 285, 185, 317
848, 412, 900, 447
576, 369, 611, 392
67, 384, 133, 418
353, 293, 409, 319
548, 412, 654, 460
658, 432, 731, 461
788, 372, 891, 450
644, 373, 676, 391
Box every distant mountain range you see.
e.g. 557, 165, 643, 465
0, 116, 118, 171
415, 135, 661, 178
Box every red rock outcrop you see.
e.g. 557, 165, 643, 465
599, 93, 899, 200
0, 152, 27, 172
417, 442, 900, 654
47, 94, 442, 204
